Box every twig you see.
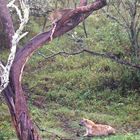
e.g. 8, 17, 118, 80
102, 9, 127, 28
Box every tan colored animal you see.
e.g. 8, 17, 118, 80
49, 9, 72, 40
49, 9, 72, 24
79, 118, 116, 137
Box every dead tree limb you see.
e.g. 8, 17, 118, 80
38, 48, 140, 69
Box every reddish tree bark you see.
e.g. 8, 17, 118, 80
0, 0, 107, 139
0, 0, 14, 48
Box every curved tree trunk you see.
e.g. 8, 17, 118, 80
1, 0, 107, 139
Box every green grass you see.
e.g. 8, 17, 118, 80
1, 89, 140, 139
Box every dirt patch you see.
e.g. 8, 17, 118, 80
56, 114, 84, 140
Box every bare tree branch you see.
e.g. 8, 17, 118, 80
38, 48, 140, 69
102, 9, 127, 28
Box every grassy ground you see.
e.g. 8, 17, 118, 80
29, 100, 140, 140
